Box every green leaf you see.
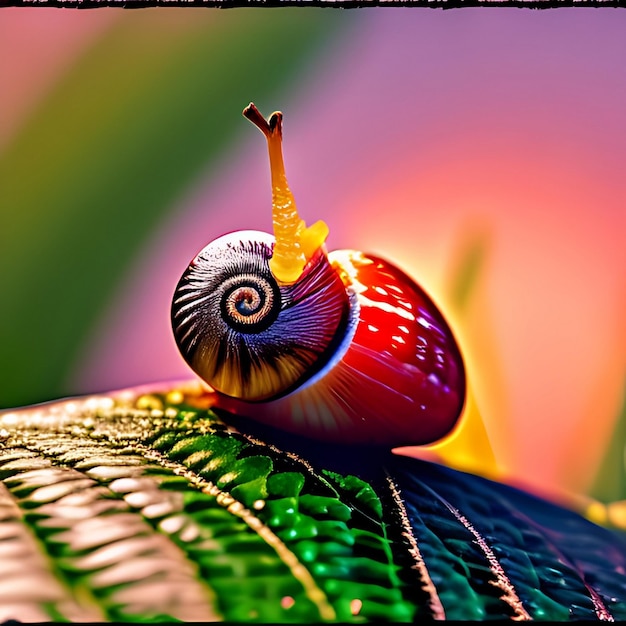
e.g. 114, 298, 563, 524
590, 380, 626, 504
447, 228, 491, 313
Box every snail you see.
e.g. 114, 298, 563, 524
171, 104, 466, 447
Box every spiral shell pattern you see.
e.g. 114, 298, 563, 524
217, 249, 466, 447
171, 231, 350, 402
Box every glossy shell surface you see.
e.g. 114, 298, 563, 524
218, 248, 466, 447
171, 231, 349, 403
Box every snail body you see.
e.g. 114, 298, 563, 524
172, 104, 465, 447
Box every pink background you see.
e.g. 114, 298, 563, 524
2, 8, 625, 500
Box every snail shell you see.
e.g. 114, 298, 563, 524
171, 103, 465, 447
172, 231, 465, 447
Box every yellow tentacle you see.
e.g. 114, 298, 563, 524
243, 103, 328, 284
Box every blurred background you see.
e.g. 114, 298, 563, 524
1, 8, 625, 520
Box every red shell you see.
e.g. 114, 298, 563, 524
216, 250, 466, 447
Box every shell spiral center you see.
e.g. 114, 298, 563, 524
220, 274, 280, 332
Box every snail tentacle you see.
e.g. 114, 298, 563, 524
243, 103, 328, 285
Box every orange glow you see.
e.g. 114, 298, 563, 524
345, 132, 625, 496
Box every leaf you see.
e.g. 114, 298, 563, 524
388, 454, 626, 620
2, 383, 626, 621
589, 380, 626, 505
0, 384, 416, 622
